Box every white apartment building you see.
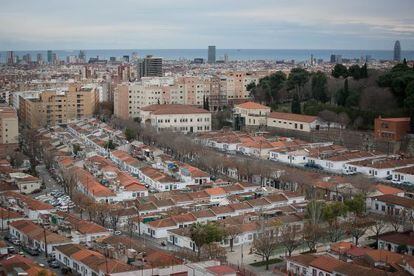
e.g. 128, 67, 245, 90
139, 104, 211, 133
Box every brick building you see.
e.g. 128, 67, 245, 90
374, 116, 410, 141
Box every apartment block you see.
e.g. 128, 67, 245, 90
19, 83, 99, 128
0, 105, 19, 144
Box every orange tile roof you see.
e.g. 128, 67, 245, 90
141, 104, 210, 115
309, 255, 344, 273
375, 184, 403, 195
204, 187, 226, 196
235, 101, 270, 110
268, 111, 317, 123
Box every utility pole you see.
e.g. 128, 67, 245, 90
43, 223, 48, 258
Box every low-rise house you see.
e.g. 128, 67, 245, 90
9, 172, 42, 194
1, 191, 55, 220
233, 101, 270, 127
54, 244, 137, 276
369, 194, 414, 219
110, 150, 143, 176
346, 158, 414, 179
140, 213, 197, 239
138, 166, 186, 191
267, 112, 332, 132
0, 206, 24, 229
391, 166, 414, 184
377, 231, 414, 255
9, 220, 73, 254
49, 212, 111, 245
0, 255, 55, 275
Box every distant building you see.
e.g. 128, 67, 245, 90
137, 55, 163, 78
47, 50, 53, 63
6, 51, 14, 65
374, 116, 410, 141
123, 55, 129, 62
0, 105, 18, 144
394, 40, 401, 61
193, 58, 204, 64
330, 54, 342, 64
36, 53, 42, 64
78, 50, 86, 62
208, 46, 216, 64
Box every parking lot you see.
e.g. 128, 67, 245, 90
35, 191, 75, 212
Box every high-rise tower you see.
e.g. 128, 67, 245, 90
208, 46, 216, 64
394, 40, 401, 61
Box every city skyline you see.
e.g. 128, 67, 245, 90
1, 0, 414, 51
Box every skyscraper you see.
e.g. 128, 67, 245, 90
208, 46, 216, 64
6, 51, 14, 65
394, 40, 401, 61
47, 50, 53, 63
137, 55, 163, 78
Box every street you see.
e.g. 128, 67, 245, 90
35, 164, 63, 195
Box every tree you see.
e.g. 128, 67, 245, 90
287, 68, 310, 99
370, 214, 388, 247
224, 225, 241, 252
337, 112, 350, 129
305, 200, 325, 225
348, 64, 362, 80
280, 225, 302, 257
311, 71, 329, 103
9, 151, 25, 168
251, 230, 280, 270
405, 81, 414, 109
190, 222, 225, 259
124, 128, 136, 141
318, 110, 337, 132
303, 223, 323, 252
61, 168, 78, 198
72, 144, 81, 156
344, 194, 365, 216
104, 139, 116, 150
332, 64, 348, 78
347, 217, 371, 246
336, 79, 349, 106
109, 206, 123, 231
291, 94, 301, 114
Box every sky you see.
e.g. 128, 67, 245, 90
1, 0, 414, 51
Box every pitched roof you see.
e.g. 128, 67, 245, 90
375, 184, 403, 195
206, 265, 237, 275
235, 101, 270, 110
377, 231, 414, 247
141, 104, 210, 115
372, 194, 414, 209
309, 255, 344, 273
268, 111, 317, 123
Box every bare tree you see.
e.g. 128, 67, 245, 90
303, 223, 323, 252
251, 230, 280, 270
347, 216, 371, 246
318, 110, 337, 133
109, 206, 123, 231
225, 225, 241, 252
280, 225, 302, 257
370, 214, 388, 246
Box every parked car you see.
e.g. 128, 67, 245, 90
114, 231, 122, 235
7, 246, 16, 254
23, 246, 40, 256
11, 238, 21, 246
49, 261, 60, 268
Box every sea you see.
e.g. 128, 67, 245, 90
1, 49, 414, 63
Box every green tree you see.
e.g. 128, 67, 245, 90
72, 144, 81, 156
332, 64, 348, 78
305, 200, 325, 225
405, 81, 414, 108
287, 68, 309, 98
252, 71, 287, 104
348, 64, 362, 80
190, 222, 225, 259
311, 71, 328, 102
361, 63, 368, 78
104, 139, 116, 150
336, 79, 349, 106
344, 194, 365, 216
322, 201, 347, 223
124, 127, 136, 141
291, 94, 301, 114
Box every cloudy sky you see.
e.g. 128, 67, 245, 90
1, 0, 413, 50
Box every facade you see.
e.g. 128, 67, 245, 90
19, 83, 99, 128
139, 104, 211, 133
0, 105, 18, 144
374, 116, 410, 141
369, 194, 414, 219
267, 112, 323, 132
233, 101, 271, 127
138, 55, 163, 78
9, 172, 42, 194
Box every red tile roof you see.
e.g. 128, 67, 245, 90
141, 104, 210, 115
268, 111, 317, 123
235, 101, 270, 110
